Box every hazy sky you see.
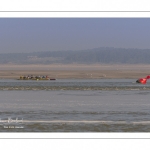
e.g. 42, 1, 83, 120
0, 18, 150, 53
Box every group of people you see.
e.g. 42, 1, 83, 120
20, 75, 49, 80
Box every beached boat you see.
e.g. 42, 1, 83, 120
18, 75, 56, 80
49, 78, 56, 80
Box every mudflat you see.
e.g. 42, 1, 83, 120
0, 64, 149, 79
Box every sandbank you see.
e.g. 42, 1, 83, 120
0, 64, 149, 79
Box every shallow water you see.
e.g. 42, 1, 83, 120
0, 79, 150, 90
0, 79, 150, 132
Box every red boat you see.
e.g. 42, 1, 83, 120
136, 75, 150, 84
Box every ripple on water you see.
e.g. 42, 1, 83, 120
0, 86, 150, 91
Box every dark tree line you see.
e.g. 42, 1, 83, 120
0, 47, 150, 64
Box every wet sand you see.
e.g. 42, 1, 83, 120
0, 64, 149, 79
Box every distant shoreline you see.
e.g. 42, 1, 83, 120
0, 64, 149, 79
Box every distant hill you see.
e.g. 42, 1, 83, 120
1, 47, 150, 64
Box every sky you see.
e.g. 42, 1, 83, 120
0, 18, 150, 53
